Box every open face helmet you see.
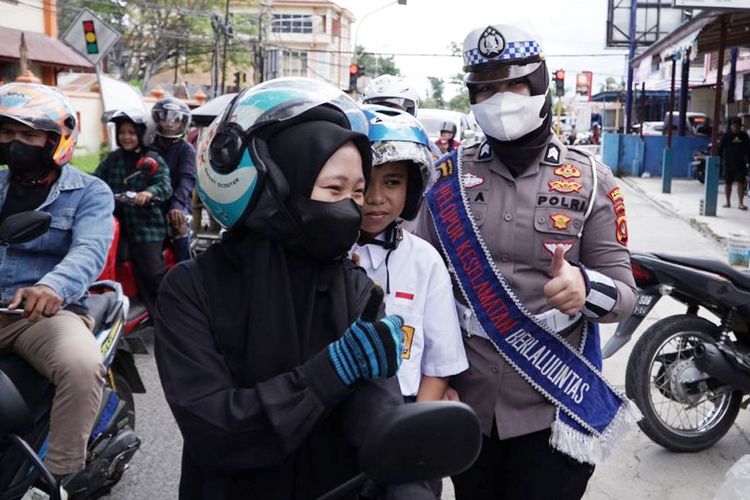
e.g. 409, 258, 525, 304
152, 97, 191, 138
462, 24, 551, 142
440, 121, 457, 136
0, 83, 78, 167
196, 77, 369, 230
363, 104, 434, 221
108, 108, 149, 149
362, 75, 420, 117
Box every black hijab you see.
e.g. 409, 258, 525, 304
197, 106, 373, 388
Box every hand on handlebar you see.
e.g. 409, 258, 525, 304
134, 191, 154, 206
327, 286, 404, 386
7, 285, 62, 321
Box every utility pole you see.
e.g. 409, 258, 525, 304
220, 0, 231, 94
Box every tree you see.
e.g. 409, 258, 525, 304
58, 0, 233, 85
355, 45, 400, 77
421, 76, 445, 109
599, 77, 623, 93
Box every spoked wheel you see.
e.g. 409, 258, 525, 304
626, 315, 742, 452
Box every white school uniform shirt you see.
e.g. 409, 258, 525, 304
351, 229, 468, 397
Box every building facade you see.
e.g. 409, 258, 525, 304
0, 0, 93, 85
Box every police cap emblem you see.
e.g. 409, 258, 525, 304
477, 26, 505, 59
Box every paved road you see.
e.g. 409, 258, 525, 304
106, 181, 750, 499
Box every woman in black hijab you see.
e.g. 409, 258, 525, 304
154, 79, 432, 499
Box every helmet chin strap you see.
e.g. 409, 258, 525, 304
356, 221, 403, 294
357, 220, 403, 250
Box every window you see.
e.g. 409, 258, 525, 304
281, 50, 308, 77
272, 14, 313, 34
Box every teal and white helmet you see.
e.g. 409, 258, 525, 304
196, 77, 368, 230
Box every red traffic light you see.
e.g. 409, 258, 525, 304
349, 64, 360, 75
554, 69, 565, 81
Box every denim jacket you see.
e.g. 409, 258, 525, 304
0, 165, 114, 309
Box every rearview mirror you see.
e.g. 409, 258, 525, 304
360, 401, 481, 485
0, 211, 51, 245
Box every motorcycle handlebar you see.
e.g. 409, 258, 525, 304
114, 191, 164, 207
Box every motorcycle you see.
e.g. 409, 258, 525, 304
103, 158, 182, 337
691, 144, 711, 184
603, 251, 750, 452
0, 211, 144, 499
318, 401, 481, 500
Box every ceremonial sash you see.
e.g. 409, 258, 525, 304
425, 149, 641, 464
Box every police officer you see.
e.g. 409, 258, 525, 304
415, 24, 637, 500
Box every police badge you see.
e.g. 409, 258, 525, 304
478, 26, 505, 59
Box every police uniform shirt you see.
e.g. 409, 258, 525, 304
351, 230, 469, 397
415, 135, 637, 439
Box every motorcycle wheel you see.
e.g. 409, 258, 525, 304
625, 315, 742, 452
114, 374, 135, 430
697, 167, 705, 184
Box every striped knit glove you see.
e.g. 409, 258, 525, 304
328, 286, 404, 386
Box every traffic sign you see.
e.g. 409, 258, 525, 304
62, 8, 121, 65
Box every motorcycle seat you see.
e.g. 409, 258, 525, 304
86, 292, 118, 331
0, 354, 53, 425
655, 253, 750, 290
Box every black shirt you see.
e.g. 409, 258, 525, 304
718, 131, 750, 170
0, 180, 52, 224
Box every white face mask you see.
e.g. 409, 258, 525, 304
471, 91, 548, 142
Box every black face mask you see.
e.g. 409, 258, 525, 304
291, 197, 362, 262
0, 141, 53, 181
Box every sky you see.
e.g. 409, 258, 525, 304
336, 0, 632, 99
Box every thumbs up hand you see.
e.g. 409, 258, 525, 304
543, 246, 587, 315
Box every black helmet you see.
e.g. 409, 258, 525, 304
440, 121, 457, 135
728, 116, 742, 127
108, 109, 148, 148
152, 97, 191, 138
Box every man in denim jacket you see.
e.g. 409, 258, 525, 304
0, 83, 114, 483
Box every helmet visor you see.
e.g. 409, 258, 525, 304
465, 61, 542, 84
155, 109, 190, 136
363, 97, 417, 116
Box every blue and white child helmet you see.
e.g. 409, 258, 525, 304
196, 77, 369, 230
362, 104, 434, 221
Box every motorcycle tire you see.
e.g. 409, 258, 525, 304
625, 315, 742, 452
114, 374, 135, 430
697, 168, 705, 184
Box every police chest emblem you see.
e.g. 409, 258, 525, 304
462, 172, 484, 188
548, 179, 583, 193
550, 213, 571, 230
554, 164, 582, 179
478, 26, 505, 58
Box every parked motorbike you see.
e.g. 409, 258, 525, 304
0, 211, 144, 499
318, 401, 481, 500
691, 144, 711, 184
603, 251, 750, 452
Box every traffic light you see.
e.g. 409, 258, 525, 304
553, 69, 565, 97
82, 20, 99, 55
349, 63, 365, 92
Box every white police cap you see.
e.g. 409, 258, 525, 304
462, 24, 545, 84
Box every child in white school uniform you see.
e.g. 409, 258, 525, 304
351, 105, 468, 402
